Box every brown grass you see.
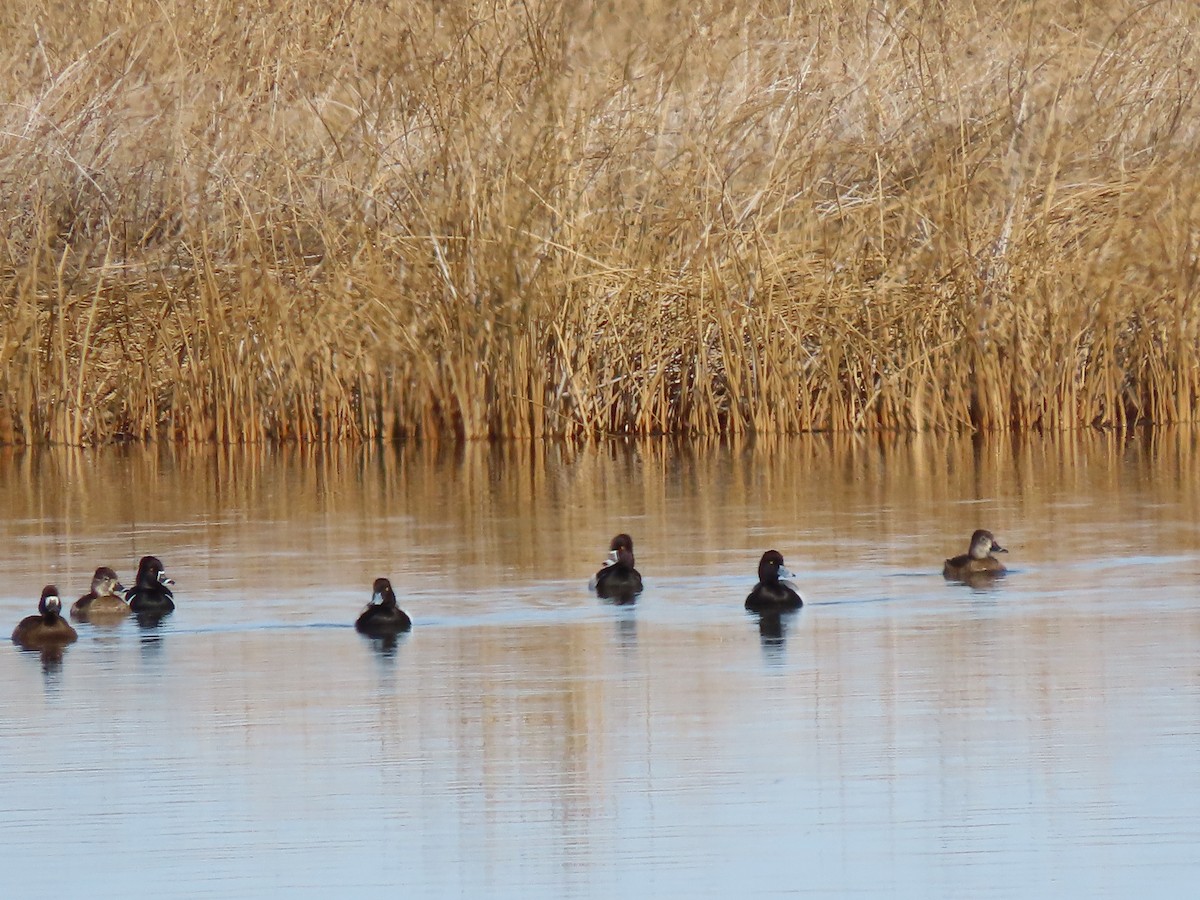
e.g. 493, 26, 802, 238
2, 0, 1200, 444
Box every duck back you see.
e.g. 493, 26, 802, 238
356, 604, 413, 637
72, 593, 131, 621
12, 614, 78, 648
594, 562, 643, 602
745, 580, 803, 613
943, 554, 1006, 580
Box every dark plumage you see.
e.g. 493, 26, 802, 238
125, 556, 175, 617
943, 529, 1008, 581
589, 533, 643, 603
745, 550, 803, 613
12, 586, 78, 649
356, 577, 412, 637
71, 566, 128, 621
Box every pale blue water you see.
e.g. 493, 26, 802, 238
2, 436, 1199, 897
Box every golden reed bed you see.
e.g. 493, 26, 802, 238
1, 1, 1198, 443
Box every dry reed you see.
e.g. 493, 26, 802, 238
2, 0, 1200, 444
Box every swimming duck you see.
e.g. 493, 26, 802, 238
356, 578, 412, 637
589, 533, 643, 602
12, 586, 78, 649
126, 556, 175, 617
71, 566, 128, 621
745, 550, 803, 613
943, 529, 1008, 581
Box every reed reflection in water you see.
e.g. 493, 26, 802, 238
2, 432, 1200, 897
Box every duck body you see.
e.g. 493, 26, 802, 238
356, 578, 412, 637
745, 550, 803, 613
590, 534, 643, 603
126, 556, 175, 617
13, 586, 78, 649
943, 530, 1008, 581
71, 566, 128, 622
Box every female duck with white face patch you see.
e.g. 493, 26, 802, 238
943, 530, 1008, 581
71, 566, 128, 622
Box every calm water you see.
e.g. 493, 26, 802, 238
2, 433, 1200, 898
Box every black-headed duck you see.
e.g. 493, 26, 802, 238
126, 556, 175, 617
12, 586, 78, 649
588, 533, 643, 603
943, 529, 1008, 581
71, 566, 128, 622
745, 550, 803, 613
356, 577, 412, 637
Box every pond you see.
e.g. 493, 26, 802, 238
2, 433, 1199, 897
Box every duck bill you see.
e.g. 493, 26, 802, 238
158, 572, 176, 586
991, 542, 1008, 554
777, 565, 796, 580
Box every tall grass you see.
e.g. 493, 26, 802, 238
2, 0, 1199, 443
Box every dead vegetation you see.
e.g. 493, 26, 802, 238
2, 0, 1199, 443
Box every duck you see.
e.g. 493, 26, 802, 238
356, 578, 412, 637
588, 533, 643, 602
126, 556, 175, 617
943, 529, 1008, 581
71, 566, 128, 621
12, 586, 78, 649
745, 550, 803, 613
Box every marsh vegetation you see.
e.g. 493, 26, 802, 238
2, 1, 1199, 443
